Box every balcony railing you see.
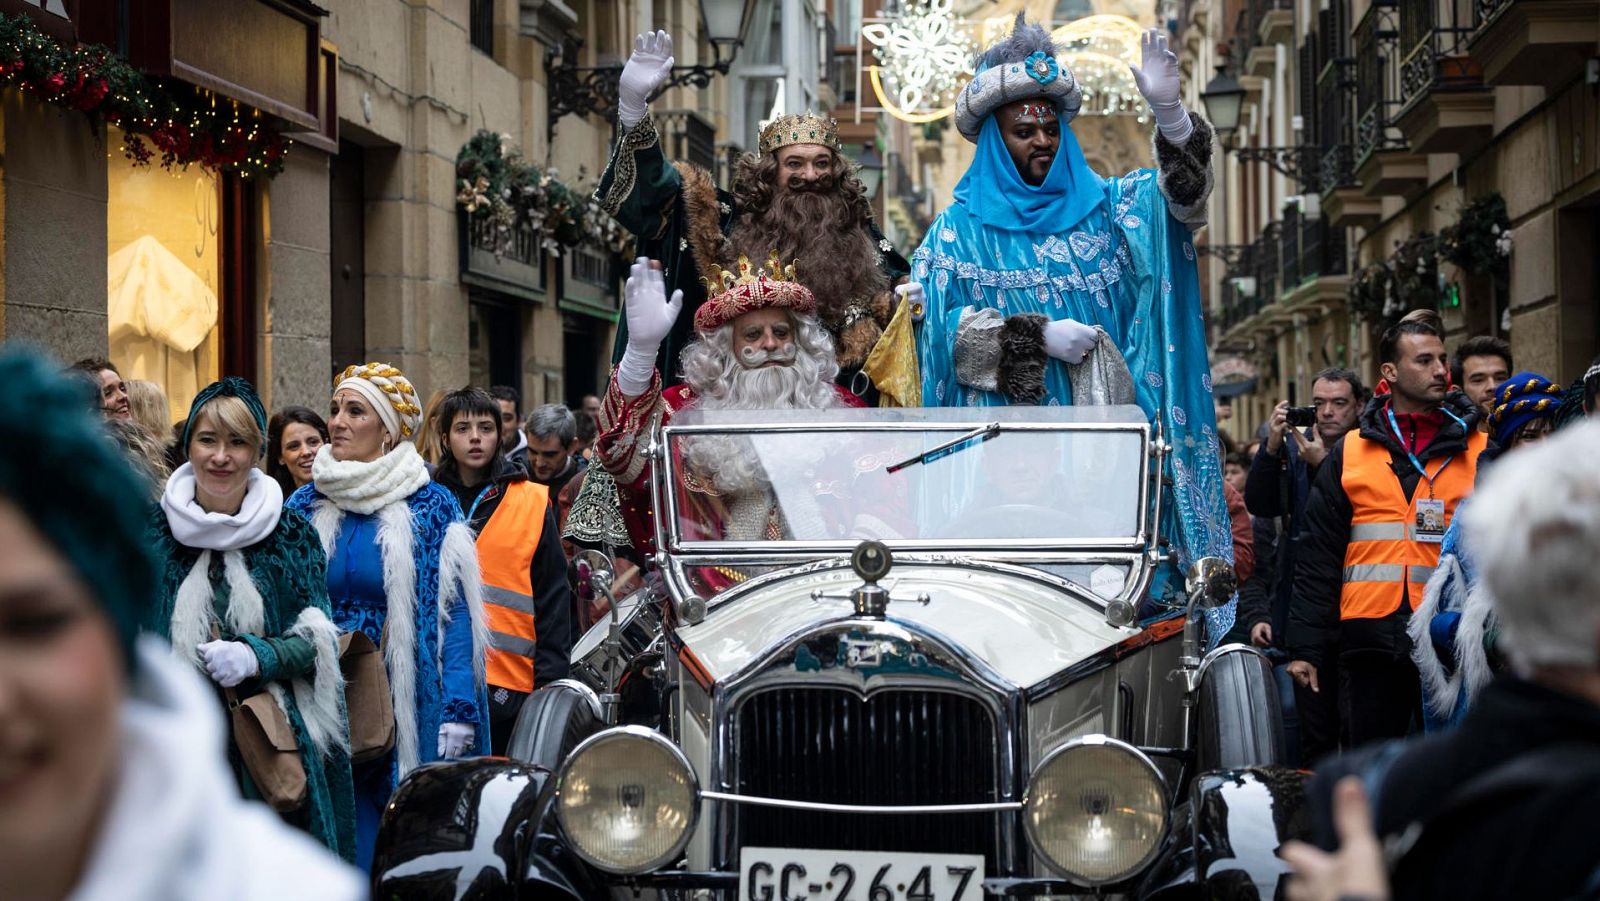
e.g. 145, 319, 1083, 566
829, 47, 859, 107
1217, 213, 1350, 331
1248, 0, 1293, 36
654, 109, 718, 173
1354, 1, 1408, 165
1398, 0, 1481, 109
1313, 5, 1357, 193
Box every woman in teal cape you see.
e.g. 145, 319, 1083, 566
146, 378, 355, 860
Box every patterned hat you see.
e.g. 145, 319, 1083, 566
333, 362, 423, 442
1488, 371, 1564, 447
758, 112, 841, 155
693, 253, 816, 332
955, 13, 1082, 142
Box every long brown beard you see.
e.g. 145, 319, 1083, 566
730, 180, 887, 328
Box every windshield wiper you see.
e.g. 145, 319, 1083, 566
886, 422, 1002, 473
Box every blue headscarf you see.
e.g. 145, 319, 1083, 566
1487, 371, 1563, 448
179, 376, 269, 459
952, 112, 1104, 234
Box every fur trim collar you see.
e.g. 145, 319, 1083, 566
311, 442, 430, 515
676, 161, 730, 287
302, 491, 489, 776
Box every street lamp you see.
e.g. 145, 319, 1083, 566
1199, 66, 1245, 141
853, 143, 884, 198
546, 0, 755, 140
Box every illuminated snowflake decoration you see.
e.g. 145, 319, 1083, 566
861, 0, 975, 117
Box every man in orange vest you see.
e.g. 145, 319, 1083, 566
433, 387, 575, 756
1286, 310, 1486, 748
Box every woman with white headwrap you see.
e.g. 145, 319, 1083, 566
284, 362, 490, 871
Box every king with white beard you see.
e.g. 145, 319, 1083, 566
596, 255, 870, 560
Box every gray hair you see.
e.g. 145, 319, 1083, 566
1463, 419, 1600, 673
524, 403, 576, 445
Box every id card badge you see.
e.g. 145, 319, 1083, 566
1415, 498, 1447, 543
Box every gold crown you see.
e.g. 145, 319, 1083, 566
700, 253, 798, 295
758, 112, 841, 155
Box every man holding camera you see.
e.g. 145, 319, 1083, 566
1240, 366, 1367, 764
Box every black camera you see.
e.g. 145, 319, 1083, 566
1285, 405, 1317, 428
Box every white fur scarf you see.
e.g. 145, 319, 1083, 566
307, 496, 489, 777
169, 549, 347, 758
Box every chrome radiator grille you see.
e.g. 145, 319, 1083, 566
732, 687, 1002, 868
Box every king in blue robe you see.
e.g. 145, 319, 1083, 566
911, 17, 1236, 639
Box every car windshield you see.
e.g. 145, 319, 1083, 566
660, 405, 1149, 553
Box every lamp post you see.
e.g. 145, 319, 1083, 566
1201, 65, 1319, 184
545, 0, 755, 142
1199, 66, 1245, 142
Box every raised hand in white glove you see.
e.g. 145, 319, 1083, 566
1043, 318, 1099, 365
617, 257, 683, 396
617, 31, 675, 129
197, 639, 259, 688
1129, 28, 1192, 145
437, 722, 475, 759
894, 282, 926, 322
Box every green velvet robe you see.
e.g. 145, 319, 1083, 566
146, 507, 357, 862
595, 114, 912, 392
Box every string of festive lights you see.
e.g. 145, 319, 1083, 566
0, 13, 289, 178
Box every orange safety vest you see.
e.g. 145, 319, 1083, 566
1339, 428, 1487, 620
476, 480, 549, 693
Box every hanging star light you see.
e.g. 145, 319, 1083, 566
1054, 15, 1148, 122
860, 0, 975, 121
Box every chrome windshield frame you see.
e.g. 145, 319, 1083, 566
649, 412, 1153, 559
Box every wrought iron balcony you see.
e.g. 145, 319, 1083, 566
1398, 1, 1482, 110
1468, 0, 1600, 88
1354, 1, 1408, 166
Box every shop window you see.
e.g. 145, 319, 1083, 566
107, 127, 222, 425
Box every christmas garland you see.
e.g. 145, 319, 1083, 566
455, 129, 630, 258
1439, 192, 1512, 282
1348, 233, 1442, 328
0, 13, 288, 178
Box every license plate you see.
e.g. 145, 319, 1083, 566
739, 848, 985, 901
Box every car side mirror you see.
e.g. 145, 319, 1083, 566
572, 548, 616, 603
1184, 556, 1236, 610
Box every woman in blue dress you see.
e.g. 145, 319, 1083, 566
285, 362, 490, 870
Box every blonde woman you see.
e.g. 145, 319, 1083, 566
125, 379, 173, 446
146, 377, 355, 860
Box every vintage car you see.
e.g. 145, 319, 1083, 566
372, 406, 1307, 899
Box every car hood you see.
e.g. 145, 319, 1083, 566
675, 561, 1140, 690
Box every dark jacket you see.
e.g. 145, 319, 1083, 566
435, 455, 575, 689
1241, 429, 1314, 639
1286, 391, 1481, 667
1235, 514, 1277, 636
1307, 677, 1600, 900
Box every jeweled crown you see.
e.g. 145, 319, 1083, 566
699, 253, 798, 295
758, 112, 842, 155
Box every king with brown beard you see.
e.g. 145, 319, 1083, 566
595, 29, 910, 400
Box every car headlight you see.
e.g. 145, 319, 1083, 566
554, 726, 700, 873
1024, 735, 1168, 885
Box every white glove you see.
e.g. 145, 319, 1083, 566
617, 31, 675, 129
1129, 28, 1193, 145
894, 282, 926, 322
617, 257, 683, 396
197, 639, 260, 688
1043, 318, 1098, 365
437, 722, 475, 759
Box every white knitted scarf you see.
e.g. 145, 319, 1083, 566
161, 464, 283, 551
310, 442, 430, 515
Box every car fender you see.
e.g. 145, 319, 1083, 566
1191, 766, 1311, 899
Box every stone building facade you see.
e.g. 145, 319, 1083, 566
0, 0, 808, 425
1182, 0, 1600, 438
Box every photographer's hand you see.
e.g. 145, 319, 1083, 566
1266, 401, 1290, 455
1291, 426, 1329, 469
